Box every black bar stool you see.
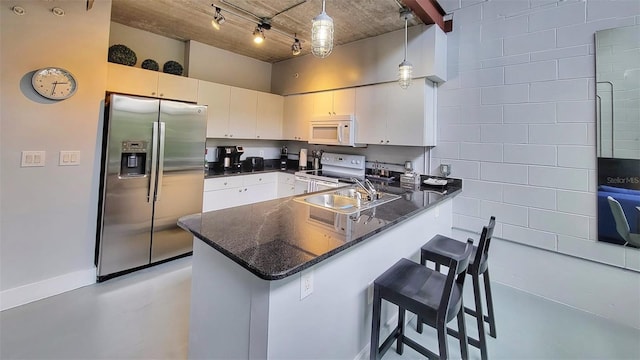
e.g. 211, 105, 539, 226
419, 217, 496, 360
370, 239, 474, 360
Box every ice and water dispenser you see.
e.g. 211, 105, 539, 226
120, 140, 148, 177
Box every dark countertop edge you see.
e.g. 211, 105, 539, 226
181, 186, 462, 281
205, 168, 297, 179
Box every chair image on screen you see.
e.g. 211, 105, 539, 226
607, 196, 640, 247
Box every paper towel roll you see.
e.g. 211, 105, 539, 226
299, 148, 307, 169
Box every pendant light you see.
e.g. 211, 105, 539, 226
398, 9, 413, 89
311, 0, 334, 58
292, 35, 302, 56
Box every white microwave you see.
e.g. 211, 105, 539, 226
308, 115, 364, 147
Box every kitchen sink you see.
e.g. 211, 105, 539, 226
294, 186, 401, 214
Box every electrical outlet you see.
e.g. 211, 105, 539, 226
440, 163, 451, 177
259, 150, 264, 157
300, 270, 314, 300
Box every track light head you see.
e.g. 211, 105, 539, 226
211, 7, 225, 30
253, 25, 265, 44
291, 38, 302, 55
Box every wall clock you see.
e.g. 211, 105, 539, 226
31, 67, 77, 100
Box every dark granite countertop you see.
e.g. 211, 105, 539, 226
179, 179, 461, 281
205, 166, 297, 179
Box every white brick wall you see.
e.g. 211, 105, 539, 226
435, 0, 640, 271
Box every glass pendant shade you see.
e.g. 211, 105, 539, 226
398, 60, 413, 89
398, 12, 412, 89
311, 1, 333, 58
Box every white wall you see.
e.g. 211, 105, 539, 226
0, 1, 112, 309
271, 24, 447, 95
186, 40, 272, 92
436, 0, 640, 328
109, 21, 186, 70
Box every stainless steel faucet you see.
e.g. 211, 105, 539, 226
352, 178, 377, 200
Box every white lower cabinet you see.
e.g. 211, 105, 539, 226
203, 173, 278, 211
276, 173, 296, 198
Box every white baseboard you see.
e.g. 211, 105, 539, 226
0, 268, 96, 311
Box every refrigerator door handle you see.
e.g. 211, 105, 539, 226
148, 122, 159, 203
156, 122, 166, 201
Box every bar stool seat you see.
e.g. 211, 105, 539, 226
370, 240, 474, 360
419, 217, 496, 360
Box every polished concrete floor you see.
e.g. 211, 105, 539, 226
1, 257, 639, 359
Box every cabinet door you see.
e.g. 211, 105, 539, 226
243, 183, 277, 205
157, 73, 198, 102
355, 85, 387, 145
386, 82, 426, 146
332, 88, 355, 115
283, 94, 312, 141
198, 81, 231, 138
256, 92, 283, 140
229, 87, 257, 139
312, 91, 334, 116
203, 187, 242, 211
106, 63, 158, 97
276, 182, 296, 198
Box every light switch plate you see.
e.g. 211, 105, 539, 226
21, 151, 46, 167
59, 151, 80, 166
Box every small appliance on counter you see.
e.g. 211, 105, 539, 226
280, 146, 288, 170
311, 149, 323, 170
299, 148, 308, 170
243, 156, 264, 172
399, 160, 420, 185
217, 146, 244, 171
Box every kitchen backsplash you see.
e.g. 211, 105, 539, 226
206, 138, 432, 175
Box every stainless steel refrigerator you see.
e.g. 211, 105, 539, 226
96, 93, 206, 281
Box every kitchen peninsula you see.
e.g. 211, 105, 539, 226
179, 179, 461, 359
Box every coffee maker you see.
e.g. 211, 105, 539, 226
217, 146, 244, 171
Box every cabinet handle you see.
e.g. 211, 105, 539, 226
224, 182, 227, 185
332, 111, 336, 115
380, 140, 384, 144
386, 140, 389, 144
259, 178, 262, 181
328, 111, 331, 115
238, 189, 242, 192
230, 134, 233, 137
244, 188, 248, 191
224, 134, 228, 137
151, 92, 156, 96
257, 135, 260, 138
159, 93, 164, 97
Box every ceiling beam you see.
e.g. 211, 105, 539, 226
403, 0, 452, 33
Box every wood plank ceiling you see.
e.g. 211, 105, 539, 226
110, 0, 443, 64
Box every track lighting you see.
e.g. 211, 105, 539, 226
291, 36, 302, 56
398, 8, 413, 89
253, 24, 265, 44
211, 7, 225, 30
311, 0, 334, 58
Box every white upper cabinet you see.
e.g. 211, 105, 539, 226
106, 63, 198, 103
283, 93, 313, 141
312, 88, 355, 116
355, 79, 436, 146
197, 80, 284, 140
256, 92, 284, 140
354, 85, 387, 145
197, 81, 231, 138
229, 87, 257, 139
